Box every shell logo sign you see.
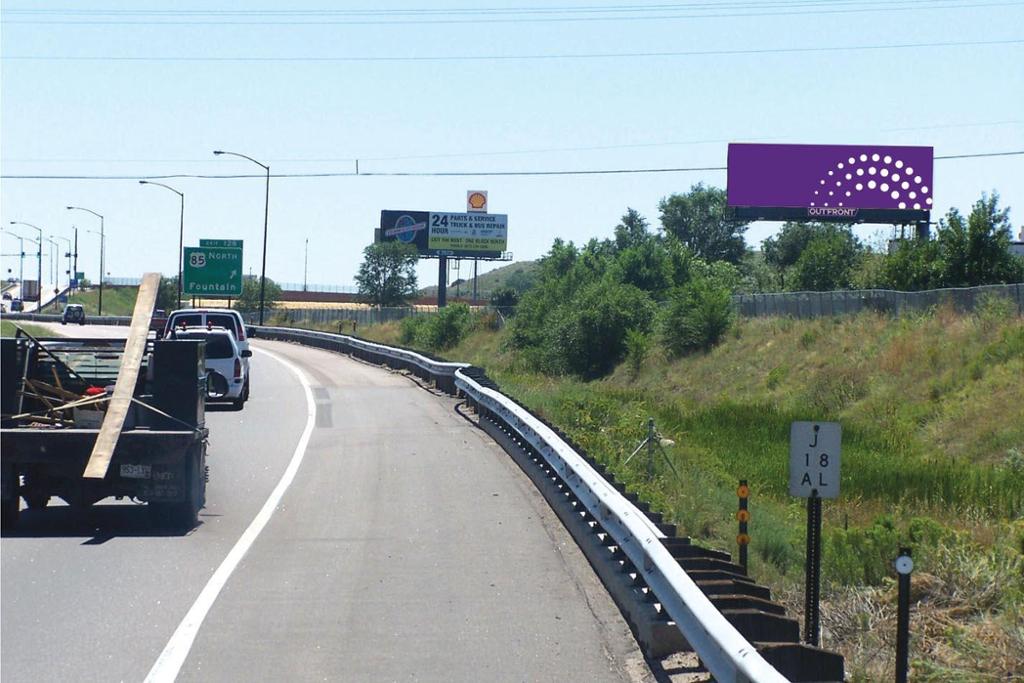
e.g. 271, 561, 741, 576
467, 190, 488, 213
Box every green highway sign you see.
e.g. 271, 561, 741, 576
200, 238, 244, 249
183, 246, 243, 297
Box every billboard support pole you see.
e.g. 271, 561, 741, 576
437, 255, 447, 308
915, 221, 930, 240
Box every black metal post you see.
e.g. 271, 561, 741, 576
804, 491, 822, 646
258, 164, 270, 325
895, 547, 912, 683
437, 256, 447, 307
98, 218, 104, 316
177, 192, 184, 308
737, 480, 750, 574
72, 226, 78, 289
473, 258, 478, 304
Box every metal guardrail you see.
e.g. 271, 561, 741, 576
251, 324, 787, 683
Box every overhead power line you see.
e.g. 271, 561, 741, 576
4, 38, 1021, 62
1, 151, 1020, 181
3, 0, 1019, 25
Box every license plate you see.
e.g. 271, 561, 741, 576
120, 464, 152, 479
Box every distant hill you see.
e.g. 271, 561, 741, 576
419, 260, 537, 299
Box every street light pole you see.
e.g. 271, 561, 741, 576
44, 238, 59, 286
214, 150, 270, 324
1, 230, 26, 295
51, 235, 73, 292
71, 225, 79, 289
303, 238, 308, 291
139, 180, 185, 308
9, 221, 43, 307
67, 207, 104, 315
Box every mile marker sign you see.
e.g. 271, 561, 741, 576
789, 422, 841, 498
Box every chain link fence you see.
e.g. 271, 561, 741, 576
734, 283, 1023, 319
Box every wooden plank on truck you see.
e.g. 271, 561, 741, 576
83, 272, 161, 479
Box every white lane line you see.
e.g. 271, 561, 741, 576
145, 346, 316, 683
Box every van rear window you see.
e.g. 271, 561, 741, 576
179, 333, 234, 359
172, 314, 202, 329
207, 314, 239, 337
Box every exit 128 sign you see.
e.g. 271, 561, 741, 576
789, 422, 841, 499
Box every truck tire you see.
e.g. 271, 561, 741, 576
1, 498, 18, 532
1, 464, 18, 531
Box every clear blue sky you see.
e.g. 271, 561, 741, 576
2, 1, 1022, 290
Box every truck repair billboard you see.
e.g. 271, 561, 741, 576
727, 143, 933, 223
379, 210, 508, 258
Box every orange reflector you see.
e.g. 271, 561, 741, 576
736, 509, 751, 522
737, 533, 750, 546
737, 484, 750, 498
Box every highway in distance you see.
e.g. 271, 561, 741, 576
1, 324, 650, 682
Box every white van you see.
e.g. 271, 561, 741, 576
164, 309, 252, 397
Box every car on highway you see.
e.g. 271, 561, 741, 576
169, 325, 251, 409
61, 303, 86, 325
165, 308, 252, 395
2, 292, 11, 301
10, 298, 24, 312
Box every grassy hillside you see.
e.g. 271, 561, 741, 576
1, 320, 58, 337
62, 286, 140, 316
349, 304, 1024, 680
419, 260, 536, 298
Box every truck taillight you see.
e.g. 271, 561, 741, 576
234, 358, 242, 380
237, 324, 246, 341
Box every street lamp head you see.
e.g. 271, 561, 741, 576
139, 180, 148, 185
213, 150, 224, 155
66, 206, 74, 210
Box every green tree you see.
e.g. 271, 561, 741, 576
614, 208, 650, 251
658, 183, 749, 264
659, 273, 735, 356
233, 276, 283, 314
547, 280, 655, 378
935, 193, 1023, 286
489, 286, 520, 313
880, 239, 945, 290
762, 222, 860, 289
609, 237, 673, 298
155, 275, 178, 311
789, 231, 863, 291
355, 242, 419, 306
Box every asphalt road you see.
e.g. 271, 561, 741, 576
2, 323, 648, 682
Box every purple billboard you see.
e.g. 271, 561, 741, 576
727, 143, 933, 222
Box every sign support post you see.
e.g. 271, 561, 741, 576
804, 490, 823, 646
789, 420, 841, 649
895, 547, 913, 683
437, 256, 447, 308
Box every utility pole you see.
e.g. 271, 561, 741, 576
303, 238, 309, 291
67, 207, 104, 314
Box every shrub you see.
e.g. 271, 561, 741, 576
659, 275, 735, 356
416, 303, 473, 350
489, 286, 520, 314
624, 329, 650, 376
546, 280, 655, 378
399, 315, 427, 345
